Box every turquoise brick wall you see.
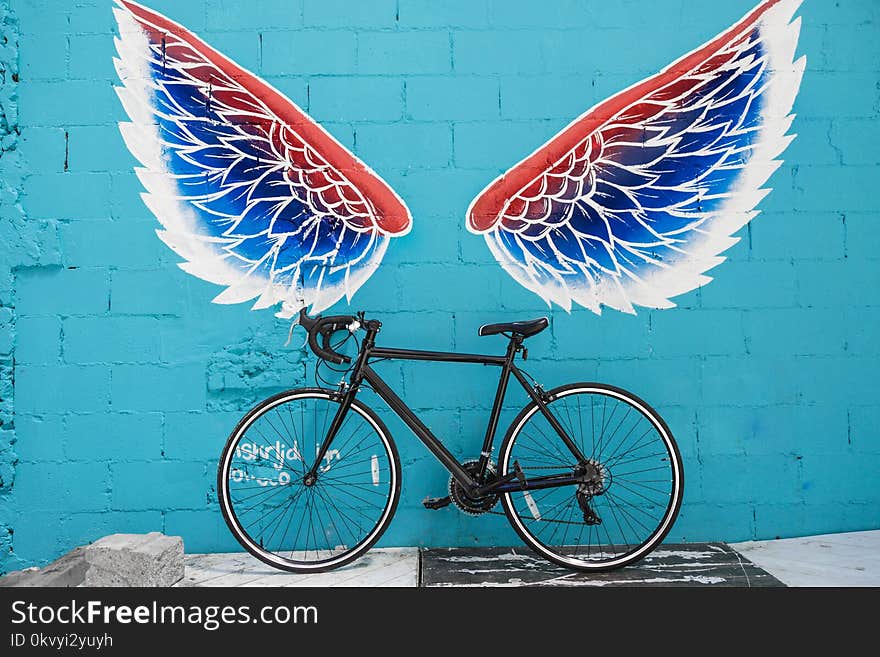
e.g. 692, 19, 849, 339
1, 0, 879, 571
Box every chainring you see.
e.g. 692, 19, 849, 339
449, 460, 499, 516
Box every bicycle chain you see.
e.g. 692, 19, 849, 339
481, 465, 583, 521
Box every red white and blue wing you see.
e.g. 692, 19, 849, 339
467, 0, 805, 313
113, 0, 411, 317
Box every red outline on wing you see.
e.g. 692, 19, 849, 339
119, 0, 411, 236
467, 0, 783, 232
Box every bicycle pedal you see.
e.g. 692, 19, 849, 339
422, 496, 451, 510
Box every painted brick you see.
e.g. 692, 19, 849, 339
391, 167, 482, 222
163, 411, 242, 460
16, 364, 110, 413
12, 0, 71, 35
131, 0, 208, 32
17, 127, 66, 173
796, 261, 878, 309
68, 33, 117, 80
698, 405, 850, 458
356, 122, 453, 171
15, 415, 66, 461
109, 173, 157, 221
823, 25, 880, 72
750, 212, 845, 261
59, 220, 171, 269
397, 0, 489, 28
15, 316, 61, 364
303, 0, 397, 28
59, 511, 165, 554
260, 31, 356, 76
848, 406, 880, 454
63, 316, 161, 363
552, 309, 650, 360
487, 0, 596, 29
64, 412, 163, 461
671, 503, 755, 543
700, 356, 799, 406
500, 75, 596, 120
16, 267, 109, 316
453, 30, 549, 75
384, 213, 459, 264
699, 454, 801, 504
406, 76, 499, 121
198, 31, 260, 72
22, 173, 112, 220
358, 31, 451, 75
397, 263, 503, 312
801, 452, 880, 504
111, 460, 208, 510
110, 268, 189, 316
14, 461, 110, 511
17, 80, 119, 126
699, 261, 797, 310
844, 213, 880, 261
794, 165, 880, 213
597, 357, 702, 409
308, 77, 403, 122
206, 0, 296, 31
18, 32, 67, 81
799, 72, 879, 119
454, 121, 557, 170
164, 509, 242, 553
111, 364, 206, 412
744, 308, 846, 357
829, 119, 880, 166
68, 2, 117, 35
845, 307, 880, 356
649, 310, 746, 358
66, 125, 136, 173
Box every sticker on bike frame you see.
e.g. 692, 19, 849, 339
522, 490, 541, 520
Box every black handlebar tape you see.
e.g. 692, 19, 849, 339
309, 317, 353, 365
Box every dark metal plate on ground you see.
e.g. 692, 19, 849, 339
420, 543, 785, 587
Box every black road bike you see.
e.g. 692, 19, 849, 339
218, 311, 684, 573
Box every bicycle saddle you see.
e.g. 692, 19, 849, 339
478, 317, 549, 338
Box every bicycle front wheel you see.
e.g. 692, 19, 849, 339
218, 388, 401, 573
499, 383, 683, 572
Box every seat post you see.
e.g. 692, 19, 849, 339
475, 335, 520, 483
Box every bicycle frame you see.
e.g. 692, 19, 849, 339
306, 324, 590, 496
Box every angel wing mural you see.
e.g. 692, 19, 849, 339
112, 0, 411, 318
467, 0, 805, 314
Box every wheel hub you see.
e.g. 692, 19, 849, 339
577, 458, 611, 495
449, 460, 499, 516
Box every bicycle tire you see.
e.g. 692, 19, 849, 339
218, 387, 401, 573
499, 382, 684, 572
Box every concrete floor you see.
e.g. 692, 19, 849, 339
730, 530, 880, 587
180, 530, 879, 587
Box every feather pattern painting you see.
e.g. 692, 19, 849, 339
467, 0, 806, 314
112, 0, 411, 318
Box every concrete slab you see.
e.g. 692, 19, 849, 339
731, 530, 880, 587
0, 548, 88, 588
177, 547, 419, 587
421, 543, 783, 587
83, 532, 184, 587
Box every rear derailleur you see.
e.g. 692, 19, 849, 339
575, 459, 609, 526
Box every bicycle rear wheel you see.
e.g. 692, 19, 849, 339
218, 388, 400, 573
499, 383, 683, 572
